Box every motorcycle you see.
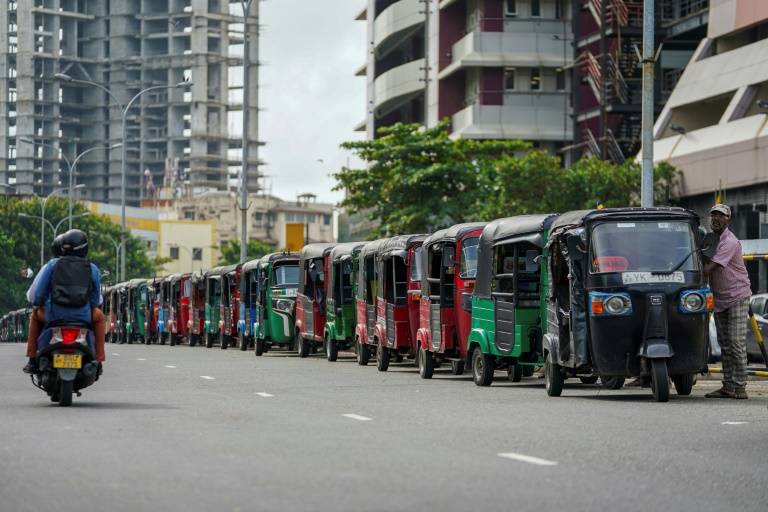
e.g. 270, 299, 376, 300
31, 321, 101, 406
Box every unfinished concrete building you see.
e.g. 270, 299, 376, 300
0, 0, 260, 205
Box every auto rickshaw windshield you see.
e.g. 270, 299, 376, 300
273, 264, 299, 287
590, 221, 699, 273
459, 237, 480, 279
410, 246, 423, 282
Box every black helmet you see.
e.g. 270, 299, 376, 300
61, 229, 89, 257
51, 234, 64, 258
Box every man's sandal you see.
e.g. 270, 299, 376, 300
732, 387, 748, 399
705, 388, 734, 398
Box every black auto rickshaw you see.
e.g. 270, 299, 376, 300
543, 207, 718, 402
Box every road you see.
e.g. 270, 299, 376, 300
1, 341, 766, 512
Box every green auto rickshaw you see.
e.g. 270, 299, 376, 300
323, 242, 367, 361
250, 252, 300, 355
203, 266, 224, 348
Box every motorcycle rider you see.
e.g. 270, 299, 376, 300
23, 229, 105, 373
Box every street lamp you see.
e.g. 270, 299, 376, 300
89, 230, 123, 281
18, 211, 89, 242
17, 184, 85, 268
238, 0, 256, 264
18, 138, 121, 230
55, 73, 193, 281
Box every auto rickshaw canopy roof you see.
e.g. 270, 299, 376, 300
170, 272, 192, 284
204, 266, 225, 280
378, 234, 428, 260
329, 241, 367, 263
299, 243, 336, 262
474, 214, 560, 298
358, 238, 388, 261
422, 222, 487, 250
549, 207, 698, 233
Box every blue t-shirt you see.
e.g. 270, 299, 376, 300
33, 258, 101, 324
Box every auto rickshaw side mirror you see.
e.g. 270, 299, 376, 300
461, 293, 472, 313
343, 263, 352, 275
525, 250, 540, 271
566, 236, 586, 261
700, 232, 720, 259
442, 250, 456, 267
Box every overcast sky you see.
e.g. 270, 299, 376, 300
258, 0, 366, 205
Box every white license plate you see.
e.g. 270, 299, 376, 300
621, 271, 684, 285
284, 288, 297, 297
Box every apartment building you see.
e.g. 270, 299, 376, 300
0, 0, 260, 206
357, 0, 573, 156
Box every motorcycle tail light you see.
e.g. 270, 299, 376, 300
61, 328, 80, 342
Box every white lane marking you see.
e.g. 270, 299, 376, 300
165, 365, 176, 368
342, 414, 372, 421
722, 421, 749, 425
112, 353, 120, 356
498, 453, 558, 466
255, 392, 273, 397
201, 376, 215, 380
137, 358, 146, 361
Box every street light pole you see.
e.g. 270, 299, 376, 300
18, 184, 85, 268
90, 230, 123, 282
240, 0, 255, 265
18, 138, 121, 230
55, 74, 192, 282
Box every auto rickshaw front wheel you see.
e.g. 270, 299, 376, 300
418, 347, 434, 379
650, 359, 670, 402
472, 348, 494, 387
376, 344, 390, 371
296, 332, 311, 359
451, 360, 465, 376
326, 337, 338, 362
544, 355, 564, 396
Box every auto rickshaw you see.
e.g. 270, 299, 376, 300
125, 278, 147, 344
189, 270, 207, 347
467, 215, 560, 385
169, 272, 192, 346
543, 207, 718, 402
143, 278, 162, 345
354, 239, 387, 365
416, 222, 487, 378
218, 263, 242, 350
323, 242, 367, 361
373, 235, 428, 371
204, 266, 225, 348
295, 243, 336, 358
156, 275, 172, 345
246, 252, 300, 355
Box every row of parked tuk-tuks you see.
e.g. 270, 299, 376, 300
0, 308, 32, 344
4, 207, 720, 403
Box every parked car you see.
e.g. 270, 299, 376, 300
709, 292, 767, 363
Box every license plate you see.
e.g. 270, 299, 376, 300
284, 289, 297, 297
621, 271, 684, 285
53, 354, 82, 369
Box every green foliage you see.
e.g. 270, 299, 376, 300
336, 123, 682, 236
0, 195, 156, 312
0, 232, 29, 314
218, 239, 277, 266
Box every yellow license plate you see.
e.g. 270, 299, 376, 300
53, 354, 82, 369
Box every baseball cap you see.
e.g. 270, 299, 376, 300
710, 204, 731, 218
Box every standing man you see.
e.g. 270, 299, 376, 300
704, 204, 752, 399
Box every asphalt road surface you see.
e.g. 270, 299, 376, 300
1, 341, 766, 512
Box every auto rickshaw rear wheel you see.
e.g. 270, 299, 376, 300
672, 373, 694, 396
544, 355, 564, 396
297, 332, 310, 359
451, 360, 465, 376
220, 331, 228, 350
472, 348, 493, 387
189, 334, 197, 347
326, 337, 338, 362
255, 338, 265, 356
650, 359, 670, 402
205, 332, 213, 349
418, 347, 434, 379
376, 344, 389, 371
239, 333, 248, 352
579, 376, 599, 385
600, 376, 625, 390
507, 365, 523, 382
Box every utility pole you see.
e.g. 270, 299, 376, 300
641, 0, 656, 207
240, 0, 256, 264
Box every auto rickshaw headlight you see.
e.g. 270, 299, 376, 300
275, 299, 292, 311
679, 289, 712, 313
590, 292, 632, 316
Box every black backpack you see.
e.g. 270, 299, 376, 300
51, 256, 92, 308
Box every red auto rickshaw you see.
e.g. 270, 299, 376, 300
218, 264, 242, 350
295, 243, 336, 358
169, 272, 192, 346
354, 239, 386, 365
188, 270, 207, 347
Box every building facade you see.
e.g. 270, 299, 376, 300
0, 0, 260, 205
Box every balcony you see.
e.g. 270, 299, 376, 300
451, 100, 572, 141
373, 0, 425, 54
373, 58, 425, 112
439, 29, 569, 79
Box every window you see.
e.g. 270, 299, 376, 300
504, 0, 517, 17
323, 214, 331, 226
504, 68, 516, 90
306, 214, 316, 224
531, 0, 541, 17
459, 237, 480, 279
556, 0, 564, 19
285, 213, 294, 222
184, 211, 195, 220
530, 68, 541, 91
556, 69, 566, 91
254, 212, 263, 227
170, 247, 179, 260
193, 248, 202, 261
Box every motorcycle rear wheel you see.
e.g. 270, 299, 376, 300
58, 380, 73, 407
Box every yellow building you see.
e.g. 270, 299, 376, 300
157, 220, 217, 275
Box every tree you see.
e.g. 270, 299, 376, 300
335, 121, 529, 238
0, 233, 30, 313
336, 123, 682, 234
218, 239, 278, 266
0, 195, 156, 312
